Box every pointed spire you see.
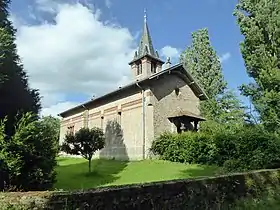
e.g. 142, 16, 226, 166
144, 8, 147, 23
137, 9, 156, 58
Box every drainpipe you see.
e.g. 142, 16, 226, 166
136, 82, 146, 160
81, 104, 89, 128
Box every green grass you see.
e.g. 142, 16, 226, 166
54, 157, 219, 190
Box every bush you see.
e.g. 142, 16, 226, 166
151, 131, 216, 165
151, 125, 280, 172
221, 127, 280, 172
0, 113, 58, 191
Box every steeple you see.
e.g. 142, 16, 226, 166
129, 10, 164, 80
137, 9, 156, 58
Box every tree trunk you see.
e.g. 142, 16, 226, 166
88, 159, 91, 173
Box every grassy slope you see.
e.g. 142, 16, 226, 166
55, 157, 219, 190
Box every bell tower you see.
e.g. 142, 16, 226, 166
129, 10, 164, 80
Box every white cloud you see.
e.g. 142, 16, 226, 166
160, 45, 180, 62
41, 101, 80, 117
14, 2, 136, 116
219, 52, 231, 63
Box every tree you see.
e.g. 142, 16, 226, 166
61, 127, 105, 173
0, 28, 10, 86
234, 0, 280, 132
180, 28, 245, 124
0, 113, 58, 191
0, 0, 41, 137
40, 115, 61, 150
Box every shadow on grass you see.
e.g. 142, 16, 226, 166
55, 158, 128, 190
179, 164, 221, 179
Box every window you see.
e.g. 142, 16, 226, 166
67, 125, 74, 135
117, 111, 121, 126
151, 61, 157, 73
137, 63, 142, 75
101, 116, 104, 130
175, 88, 180, 96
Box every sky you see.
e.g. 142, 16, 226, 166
9, 0, 251, 116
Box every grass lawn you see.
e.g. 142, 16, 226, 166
55, 157, 219, 190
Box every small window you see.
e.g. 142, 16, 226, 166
175, 88, 180, 96
137, 63, 142, 75
117, 111, 121, 126
67, 125, 74, 135
101, 116, 104, 130
151, 62, 157, 73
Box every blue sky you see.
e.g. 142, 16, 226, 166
10, 0, 251, 115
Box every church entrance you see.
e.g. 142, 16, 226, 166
168, 110, 205, 133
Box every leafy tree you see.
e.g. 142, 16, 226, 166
0, 113, 58, 191
0, 0, 41, 137
61, 127, 105, 173
234, 0, 280, 132
40, 115, 61, 150
180, 28, 245, 124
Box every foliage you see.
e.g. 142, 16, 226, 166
40, 116, 60, 150
151, 132, 216, 164
180, 28, 246, 125
233, 187, 280, 210
181, 28, 226, 99
1, 169, 280, 210
151, 126, 280, 172
234, 0, 280, 132
0, 28, 10, 86
0, 113, 58, 191
0, 0, 41, 138
61, 127, 105, 172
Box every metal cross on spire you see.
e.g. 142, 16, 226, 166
144, 8, 147, 22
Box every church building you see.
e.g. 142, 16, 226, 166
58, 14, 208, 160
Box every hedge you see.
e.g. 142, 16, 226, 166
150, 127, 280, 172
1, 168, 280, 210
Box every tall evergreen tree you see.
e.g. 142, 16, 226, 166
180, 28, 245, 124
234, 0, 280, 132
0, 0, 41, 137
0, 28, 10, 85
181, 29, 226, 99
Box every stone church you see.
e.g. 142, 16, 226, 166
58, 14, 208, 160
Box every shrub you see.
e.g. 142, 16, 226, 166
151, 125, 280, 172
61, 127, 105, 173
151, 131, 216, 165
221, 127, 280, 172
0, 113, 58, 191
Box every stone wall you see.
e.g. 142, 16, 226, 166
4, 168, 280, 209
151, 74, 200, 137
